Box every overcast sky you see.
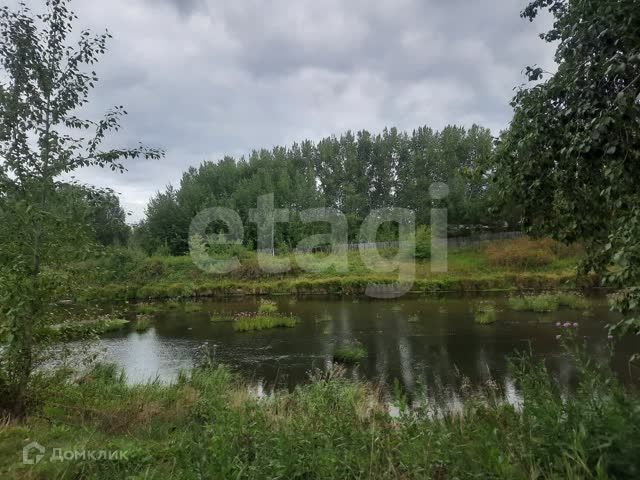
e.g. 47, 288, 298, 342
21, 0, 556, 221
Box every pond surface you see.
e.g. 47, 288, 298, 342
77, 295, 638, 399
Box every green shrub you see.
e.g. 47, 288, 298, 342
133, 258, 166, 282
415, 225, 431, 259
153, 243, 172, 257
94, 247, 147, 282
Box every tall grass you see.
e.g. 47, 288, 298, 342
59, 240, 586, 303
257, 299, 278, 314
233, 313, 298, 332
509, 294, 560, 312
134, 314, 152, 332
134, 303, 161, 314
474, 302, 497, 324
39, 316, 129, 340
484, 237, 583, 269
333, 343, 367, 364
509, 293, 589, 312
210, 311, 232, 322
556, 293, 589, 309
183, 302, 203, 313
3, 347, 639, 479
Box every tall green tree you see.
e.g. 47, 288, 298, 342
493, 0, 640, 337
0, 0, 162, 416
142, 124, 499, 253
57, 183, 131, 246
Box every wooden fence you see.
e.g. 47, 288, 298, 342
257, 231, 523, 255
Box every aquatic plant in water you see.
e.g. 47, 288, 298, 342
508, 293, 588, 313
257, 299, 278, 314
135, 314, 152, 332
40, 316, 129, 340
474, 303, 497, 325
233, 313, 298, 332
210, 311, 235, 322
135, 303, 161, 314
183, 302, 203, 313
333, 342, 367, 364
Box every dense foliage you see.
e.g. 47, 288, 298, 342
493, 0, 640, 335
137, 125, 502, 255
59, 184, 131, 247
49, 238, 584, 303
0, 0, 161, 416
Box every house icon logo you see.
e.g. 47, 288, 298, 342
23, 441, 45, 465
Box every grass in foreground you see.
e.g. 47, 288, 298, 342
1, 348, 639, 480
233, 313, 299, 332
333, 343, 367, 364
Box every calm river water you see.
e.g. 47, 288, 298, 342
69, 294, 638, 400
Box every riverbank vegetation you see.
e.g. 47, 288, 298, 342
1, 348, 639, 479
51, 236, 589, 303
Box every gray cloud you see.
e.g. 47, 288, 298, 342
11, 0, 556, 221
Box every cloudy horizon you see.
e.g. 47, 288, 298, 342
12, 0, 556, 222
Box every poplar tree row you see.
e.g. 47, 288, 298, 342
137, 124, 504, 255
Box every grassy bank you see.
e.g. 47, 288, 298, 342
1, 350, 639, 479
54, 238, 594, 303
